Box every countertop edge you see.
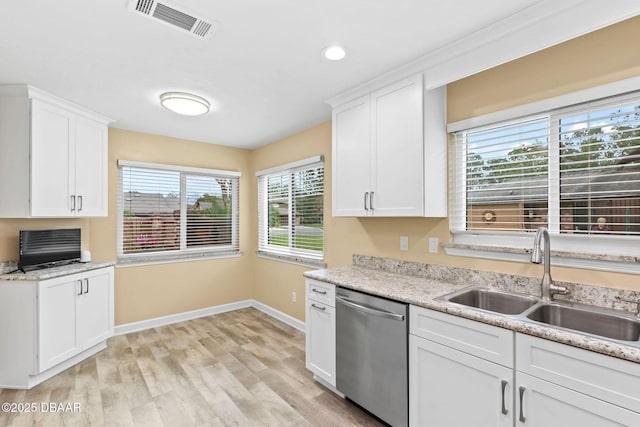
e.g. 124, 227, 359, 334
0, 262, 115, 281
304, 267, 640, 364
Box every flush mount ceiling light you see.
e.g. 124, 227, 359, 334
322, 45, 346, 61
159, 92, 210, 116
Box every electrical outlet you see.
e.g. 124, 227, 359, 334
291, 291, 297, 303
400, 236, 409, 251
429, 237, 439, 253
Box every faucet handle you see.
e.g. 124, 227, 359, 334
549, 283, 570, 297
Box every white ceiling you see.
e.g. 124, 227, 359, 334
0, 0, 638, 149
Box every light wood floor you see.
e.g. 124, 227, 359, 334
0, 308, 385, 427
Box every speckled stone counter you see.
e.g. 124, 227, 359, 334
304, 255, 640, 364
0, 261, 114, 281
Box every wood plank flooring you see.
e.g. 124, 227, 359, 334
0, 308, 386, 427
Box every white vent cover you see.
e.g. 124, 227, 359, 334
128, 0, 216, 39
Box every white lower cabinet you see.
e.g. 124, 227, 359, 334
515, 333, 640, 426
0, 266, 114, 389
515, 372, 639, 427
38, 268, 113, 372
410, 334, 513, 427
409, 306, 640, 426
305, 279, 336, 387
409, 306, 514, 427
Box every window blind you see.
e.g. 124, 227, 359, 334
257, 157, 324, 261
453, 92, 640, 237
118, 162, 239, 257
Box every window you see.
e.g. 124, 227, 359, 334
118, 161, 240, 262
257, 156, 324, 264
452, 91, 640, 256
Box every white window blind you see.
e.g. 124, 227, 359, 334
118, 161, 239, 258
452, 92, 640, 239
257, 156, 324, 262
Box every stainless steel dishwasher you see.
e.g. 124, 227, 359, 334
336, 287, 408, 427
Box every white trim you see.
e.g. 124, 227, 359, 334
114, 300, 253, 335
443, 245, 640, 275
114, 299, 305, 336
116, 252, 242, 268
2, 342, 107, 389
251, 300, 306, 332
118, 159, 241, 177
256, 251, 326, 269
255, 155, 324, 177
447, 75, 640, 132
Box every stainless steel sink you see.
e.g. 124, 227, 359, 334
526, 303, 640, 342
443, 287, 540, 315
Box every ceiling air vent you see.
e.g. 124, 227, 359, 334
128, 0, 216, 39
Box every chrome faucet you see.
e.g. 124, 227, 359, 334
531, 227, 569, 300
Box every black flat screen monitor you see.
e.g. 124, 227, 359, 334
18, 228, 81, 271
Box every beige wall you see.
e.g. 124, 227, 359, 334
1, 17, 639, 326
88, 128, 254, 325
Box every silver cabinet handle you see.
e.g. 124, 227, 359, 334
369, 191, 374, 210
364, 192, 369, 210
84, 278, 89, 294
501, 380, 508, 415
77, 279, 83, 295
71, 195, 76, 212
336, 295, 404, 321
519, 386, 526, 423
312, 288, 327, 295
78, 195, 83, 212
311, 303, 326, 311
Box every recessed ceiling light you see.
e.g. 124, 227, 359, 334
160, 92, 210, 116
322, 45, 346, 61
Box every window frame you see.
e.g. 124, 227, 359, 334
117, 160, 241, 265
256, 155, 325, 266
448, 78, 640, 265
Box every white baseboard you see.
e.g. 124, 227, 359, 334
114, 299, 305, 336
251, 300, 306, 332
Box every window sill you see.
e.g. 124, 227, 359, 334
442, 242, 640, 275
256, 251, 326, 269
117, 250, 242, 268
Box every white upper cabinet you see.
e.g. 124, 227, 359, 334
0, 85, 110, 218
331, 74, 447, 217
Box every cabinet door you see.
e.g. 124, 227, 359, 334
410, 334, 513, 427
305, 300, 336, 386
30, 99, 74, 217
38, 276, 79, 372
76, 269, 113, 349
332, 96, 371, 217
371, 75, 424, 216
74, 116, 108, 217
516, 372, 640, 427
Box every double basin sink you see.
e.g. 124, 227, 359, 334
439, 286, 640, 344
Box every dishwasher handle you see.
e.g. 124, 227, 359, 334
336, 295, 405, 321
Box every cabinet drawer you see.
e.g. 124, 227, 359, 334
516, 333, 640, 412
410, 305, 513, 367
306, 279, 335, 307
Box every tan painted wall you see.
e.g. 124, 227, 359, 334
88, 128, 254, 325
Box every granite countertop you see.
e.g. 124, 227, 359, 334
304, 257, 640, 364
0, 261, 114, 281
